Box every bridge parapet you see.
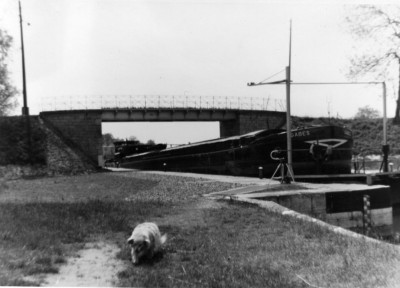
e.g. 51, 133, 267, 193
41, 95, 285, 112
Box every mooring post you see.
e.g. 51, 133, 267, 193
280, 161, 285, 184
258, 166, 263, 179
163, 163, 167, 172
366, 175, 373, 186
363, 195, 372, 235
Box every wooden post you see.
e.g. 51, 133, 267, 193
258, 166, 263, 179
363, 195, 372, 235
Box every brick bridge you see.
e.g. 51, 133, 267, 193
39, 95, 286, 166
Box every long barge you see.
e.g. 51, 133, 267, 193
120, 125, 353, 177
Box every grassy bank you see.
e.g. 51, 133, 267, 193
117, 203, 400, 288
0, 200, 172, 286
0, 172, 241, 286
1, 171, 400, 287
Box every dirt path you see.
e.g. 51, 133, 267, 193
26, 198, 221, 287
26, 199, 218, 287
42, 241, 125, 287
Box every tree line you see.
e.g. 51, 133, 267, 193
102, 133, 156, 146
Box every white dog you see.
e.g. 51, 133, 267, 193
127, 222, 167, 265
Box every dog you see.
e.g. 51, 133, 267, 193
127, 222, 167, 265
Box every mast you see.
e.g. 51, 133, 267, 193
247, 20, 295, 182
286, 20, 293, 178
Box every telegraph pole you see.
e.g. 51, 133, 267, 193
19, 0, 32, 163
19, 0, 29, 116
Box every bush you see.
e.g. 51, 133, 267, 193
0, 116, 47, 165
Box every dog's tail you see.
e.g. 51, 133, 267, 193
160, 234, 167, 245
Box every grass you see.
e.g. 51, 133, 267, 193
117, 202, 400, 288
0, 200, 172, 286
0, 172, 240, 286
1, 171, 400, 287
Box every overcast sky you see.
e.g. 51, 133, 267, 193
0, 0, 397, 143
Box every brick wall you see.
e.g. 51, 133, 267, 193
43, 119, 96, 174
40, 111, 102, 165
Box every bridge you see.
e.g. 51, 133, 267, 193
39, 95, 287, 166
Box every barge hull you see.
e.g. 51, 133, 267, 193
120, 125, 353, 177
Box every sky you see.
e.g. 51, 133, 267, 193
0, 0, 398, 144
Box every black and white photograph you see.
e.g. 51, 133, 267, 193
1, 0, 400, 287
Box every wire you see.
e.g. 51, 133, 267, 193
291, 82, 382, 85
259, 68, 286, 84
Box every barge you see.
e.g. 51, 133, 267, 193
120, 125, 353, 177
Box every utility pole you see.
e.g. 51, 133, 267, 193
19, 0, 29, 116
19, 0, 32, 163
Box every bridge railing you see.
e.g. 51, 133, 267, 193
40, 95, 286, 112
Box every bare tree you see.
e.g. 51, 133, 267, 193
345, 5, 400, 123
0, 29, 17, 116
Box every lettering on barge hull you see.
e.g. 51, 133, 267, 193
291, 130, 311, 138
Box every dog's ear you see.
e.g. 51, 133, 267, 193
127, 238, 134, 245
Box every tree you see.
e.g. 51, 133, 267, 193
128, 136, 140, 143
354, 105, 380, 119
146, 139, 156, 145
102, 133, 115, 146
345, 5, 400, 123
0, 29, 17, 116
102, 133, 124, 146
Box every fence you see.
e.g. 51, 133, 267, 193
40, 95, 286, 112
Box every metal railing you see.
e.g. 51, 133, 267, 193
40, 95, 286, 112
352, 154, 400, 173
